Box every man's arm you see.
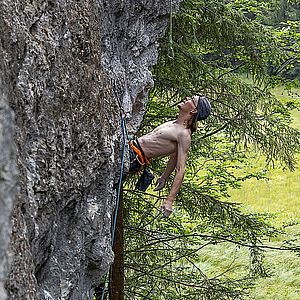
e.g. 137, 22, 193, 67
154, 152, 177, 191
162, 132, 191, 216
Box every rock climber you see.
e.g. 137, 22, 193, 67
128, 95, 211, 217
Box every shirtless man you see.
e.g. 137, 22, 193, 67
129, 95, 211, 217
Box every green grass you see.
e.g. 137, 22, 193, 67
229, 86, 300, 224
254, 249, 300, 300
201, 86, 300, 299
229, 159, 300, 225
199, 242, 300, 299
238, 88, 300, 299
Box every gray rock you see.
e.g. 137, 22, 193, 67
0, 73, 18, 300
101, 0, 181, 134
0, 0, 182, 299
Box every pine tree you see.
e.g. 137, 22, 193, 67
121, 1, 300, 299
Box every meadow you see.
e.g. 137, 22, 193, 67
200, 87, 300, 300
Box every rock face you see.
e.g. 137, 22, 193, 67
0, 0, 181, 299
101, 0, 180, 133
0, 67, 18, 300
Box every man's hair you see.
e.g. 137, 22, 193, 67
189, 96, 211, 134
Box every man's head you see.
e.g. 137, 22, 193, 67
193, 96, 211, 121
180, 95, 211, 133
179, 96, 211, 118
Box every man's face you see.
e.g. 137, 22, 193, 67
178, 96, 198, 113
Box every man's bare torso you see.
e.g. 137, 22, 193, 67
138, 121, 190, 159
133, 95, 210, 217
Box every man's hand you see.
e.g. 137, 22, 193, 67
154, 177, 166, 191
161, 199, 173, 218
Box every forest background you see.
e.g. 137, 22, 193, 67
108, 1, 300, 299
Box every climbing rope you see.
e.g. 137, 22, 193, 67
112, 116, 127, 242
99, 112, 128, 300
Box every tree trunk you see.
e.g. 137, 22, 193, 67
109, 187, 124, 300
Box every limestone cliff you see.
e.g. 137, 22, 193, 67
0, 0, 181, 299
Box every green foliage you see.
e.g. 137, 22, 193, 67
154, 0, 300, 168
122, 1, 300, 299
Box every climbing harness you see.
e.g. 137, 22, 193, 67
128, 140, 151, 167
128, 139, 154, 192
